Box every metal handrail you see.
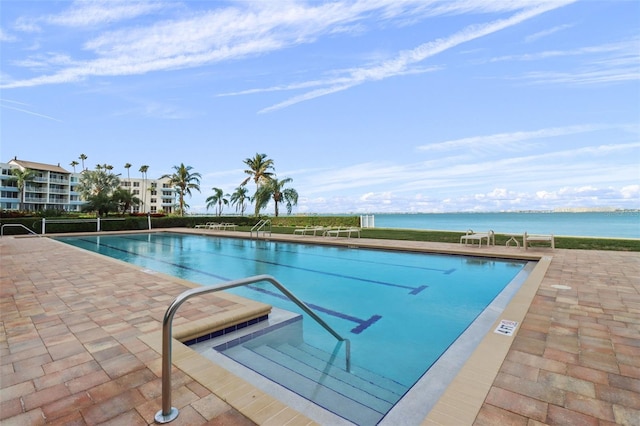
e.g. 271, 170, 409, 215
1, 224, 39, 237
250, 219, 271, 238
155, 274, 351, 423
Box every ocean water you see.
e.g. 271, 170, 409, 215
368, 211, 639, 239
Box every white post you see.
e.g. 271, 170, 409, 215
42, 218, 46, 235
148, 213, 152, 230
97, 217, 101, 232
360, 215, 374, 228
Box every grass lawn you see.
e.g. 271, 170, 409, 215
234, 226, 640, 252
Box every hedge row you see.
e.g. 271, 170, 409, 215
0, 215, 359, 235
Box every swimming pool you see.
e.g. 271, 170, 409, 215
57, 232, 530, 424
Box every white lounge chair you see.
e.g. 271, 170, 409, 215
523, 233, 554, 249
195, 222, 215, 229
460, 229, 495, 247
324, 227, 361, 238
293, 226, 326, 236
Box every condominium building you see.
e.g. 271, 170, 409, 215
119, 177, 176, 214
0, 158, 175, 214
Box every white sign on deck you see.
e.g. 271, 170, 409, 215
494, 319, 518, 336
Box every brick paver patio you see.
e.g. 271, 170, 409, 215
1, 232, 638, 425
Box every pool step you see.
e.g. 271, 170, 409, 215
222, 333, 407, 425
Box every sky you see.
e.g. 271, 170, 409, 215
1, 0, 639, 215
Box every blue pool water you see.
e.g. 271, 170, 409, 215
57, 232, 528, 423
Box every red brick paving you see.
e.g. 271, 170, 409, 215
1, 234, 638, 425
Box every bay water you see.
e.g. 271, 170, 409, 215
367, 211, 639, 239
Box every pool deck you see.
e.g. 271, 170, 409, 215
1, 229, 639, 425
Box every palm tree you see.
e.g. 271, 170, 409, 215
70, 160, 79, 173
79, 154, 87, 171
230, 186, 249, 216
124, 163, 132, 192
160, 163, 201, 216
206, 187, 229, 216
10, 168, 36, 211
139, 165, 149, 212
112, 188, 141, 215
254, 176, 298, 217
241, 153, 275, 216
76, 167, 121, 217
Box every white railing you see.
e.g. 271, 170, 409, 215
250, 219, 271, 238
154, 274, 351, 423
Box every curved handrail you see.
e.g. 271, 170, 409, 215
250, 219, 271, 238
155, 274, 351, 423
1, 223, 39, 237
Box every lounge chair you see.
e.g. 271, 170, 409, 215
460, 229, 495, 247
523, 232, 554, 249
293, 226, 326, 236
324, 227, 361, 238
195, 222, 215, 229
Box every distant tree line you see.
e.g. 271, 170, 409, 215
72, 152, 297, 217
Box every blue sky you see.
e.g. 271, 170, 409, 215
1, 0, 639, 214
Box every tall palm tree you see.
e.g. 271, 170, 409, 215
254, 176, 298, 217
205, 187, 229, 216
10, 168, 36, 211
160, 163, 201, 216
79, 154, 87, 171
112, 188, 141, 216
70, 160, 79, 172
124, 163, 132, 192
241, 153, 275, 216
76, 167, 121, 217
230, 186, 249, 216
139, 165, 149, 212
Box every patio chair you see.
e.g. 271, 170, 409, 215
523, 233, 554, 249
459, 229, 495, 247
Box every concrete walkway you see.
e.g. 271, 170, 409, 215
1, 232, 638, 425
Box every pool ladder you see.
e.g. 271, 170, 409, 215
155, 274, 351, 423
0, 223, 39, 237
250, 219, 271, 238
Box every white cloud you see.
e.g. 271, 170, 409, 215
1, 0, 576, 93
0, 99, 62, 122
50, 0, 167, 27
259, 1, 577, 112
417, 124, 603, 153
525, 23, 574, 43
488, 38, 640, 86
0, 27, 17, 42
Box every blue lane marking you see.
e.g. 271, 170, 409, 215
247, 240, 455, 274
410, 285, 428, 295
120, 234, 429, 295
77, 238, 230, 281
79, 238, 383, 334
248, 285, 382, 334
